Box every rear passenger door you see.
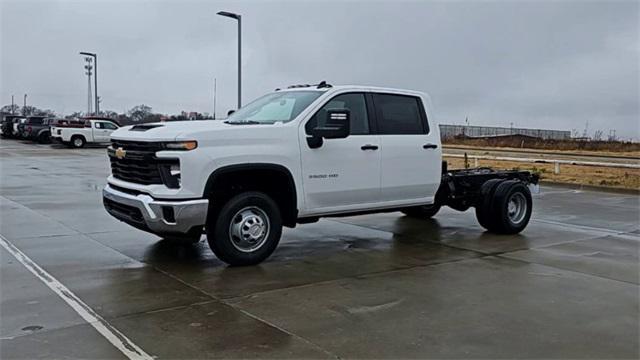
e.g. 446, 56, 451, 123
372, 93, 441, 204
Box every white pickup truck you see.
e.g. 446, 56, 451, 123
51, 117, 119, 148
103, 83, 538, 265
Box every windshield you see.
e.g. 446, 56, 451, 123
226, 90, 322, 124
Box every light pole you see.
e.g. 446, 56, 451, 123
80, 52, 98, 115
217, 11, 241, 109
84, 57, 93, 114
213, 77, 217, 120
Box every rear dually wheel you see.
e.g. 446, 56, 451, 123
476, 180, 532, 234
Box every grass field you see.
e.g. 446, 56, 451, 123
444, 137, 640, 154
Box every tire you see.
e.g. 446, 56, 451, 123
71, 135, 85, 148
37, 132, 51, 144
401, 204, 441, 218
475, 179, 504, 231
487, 180, 532, 234
206, 191, 282, 266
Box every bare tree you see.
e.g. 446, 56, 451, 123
593, 130, 603, 141
127, 104, 153, 122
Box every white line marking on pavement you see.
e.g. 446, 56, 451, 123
0, 234, 153, 360
533, 219, 640, 240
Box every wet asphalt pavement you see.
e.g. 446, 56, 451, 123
1, 139, 638, 359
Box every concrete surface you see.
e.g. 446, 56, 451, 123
1, 139, 638, 359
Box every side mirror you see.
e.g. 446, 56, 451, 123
227, 109, 236, 116
307, 109, 350, 149
313, 109, 350, 139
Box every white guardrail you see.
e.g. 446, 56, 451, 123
443, 153, 640, 174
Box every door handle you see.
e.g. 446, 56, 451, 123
423, 143, 438, 149
361, 144, 379, 151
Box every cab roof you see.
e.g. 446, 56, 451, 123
278, 84, 428, 98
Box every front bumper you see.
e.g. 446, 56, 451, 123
102, 184, 208, 235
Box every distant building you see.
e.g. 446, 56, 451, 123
439, 124, 571, 140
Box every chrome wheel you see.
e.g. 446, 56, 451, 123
507, 192, 527, 224
228, 206, 270, 252
73, 138, 83, 147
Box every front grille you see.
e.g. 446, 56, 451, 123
109, 184, 146, 196
112, 139, 164, 152
109, 140, 177, 186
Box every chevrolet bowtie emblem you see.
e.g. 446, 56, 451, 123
114, 147, 126, 159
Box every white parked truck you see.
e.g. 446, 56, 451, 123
51, 117, 119, 148
103, 83, 539, 265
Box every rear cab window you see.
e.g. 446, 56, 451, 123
372, 93, 429, 135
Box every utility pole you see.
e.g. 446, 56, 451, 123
80, 52, 98, 115
95, 55, 99, 114
213, 77, 217, 120
23, 94, 27, 115
582, 121, 589, 139
11, 95, 14, 114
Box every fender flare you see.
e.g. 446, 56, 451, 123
203, 163, 298, 216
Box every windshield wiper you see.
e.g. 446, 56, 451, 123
224, 120, 262, 125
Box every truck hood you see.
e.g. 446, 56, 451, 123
110, 120, 279, 142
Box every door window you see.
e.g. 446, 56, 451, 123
102, 122, 118, 130
94, 122, 103, 129
306, 93, 370, 135
373, 94, 427, 135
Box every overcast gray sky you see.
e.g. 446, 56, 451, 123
1, 0, 638, 139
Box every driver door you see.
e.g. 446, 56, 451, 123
102, 122, 118, 140
93, 122, 108, 142
299, 93, 381, 213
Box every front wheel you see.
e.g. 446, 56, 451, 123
206, 192, 282, 266
401, 204, 441, 218
37, 132, 51, 144
71, 135, 85, 148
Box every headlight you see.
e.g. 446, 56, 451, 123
163, 141, 197, 150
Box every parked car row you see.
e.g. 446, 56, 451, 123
0, 115, 120, 147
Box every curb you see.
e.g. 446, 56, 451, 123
539, 180, 640, 195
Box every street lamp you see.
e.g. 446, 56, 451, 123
217, 11, 241, 109
84, 57, 94, 114
79, 52, 99, 115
